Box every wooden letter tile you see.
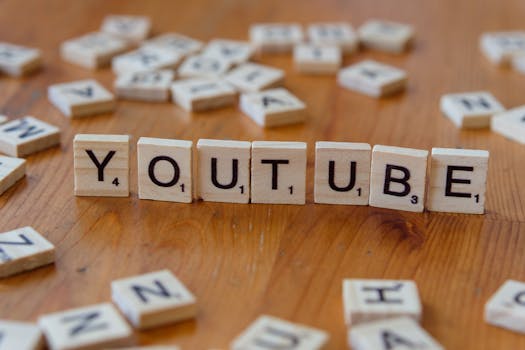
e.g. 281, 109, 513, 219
426, 148, 489, 214
0, 116, 60, 157
337, 60, 407, 98
369, 145, 428, 212
358, 20, 414, 54
480, 31, 525, 66
112, 47, 181, 75
197, 139, 251, 203
225, 62, 284, 93
111, 269, 197, 330
314, 142, 371, 205
0, 320, 44, 350
171, 78, 237, 112
240, 88, 306, 127
250, 23, 304, 53
307, 22, 358, 53
60, 32, 128, 69
38, 303, 134, 350
0, 155, 25, 195
0, 42, 42, 76
101, 15, 151, 44
0, 226, 55, 278
177, 54, 232, 79
440, 91, 505, 129
485, 280, 525, 334
74, 134, 130, 197
251, 141, 307, 204
491, 105, 525, 145
294, 44, 341, 74
142, 33, 203, 57
231, 315, 328, 350
202, 39, 255, 66
138, 137, 193, 203
48, 79, 115, 118
114, 70, 175, 102
349, 317, 443, 350
343, 279, 422, 327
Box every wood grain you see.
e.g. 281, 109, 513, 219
1, 0, 525, 348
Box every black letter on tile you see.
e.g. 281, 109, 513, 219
363, 283, 404, 304
254, 326, 300, 348
132, 280, 179, 303
85, 150, 116, 182
381, 330, 418, 349
261, 159, 289, 190
383, 165, 411, 197
328, 160, 356, 192
211, 158, 238, 189
445, 166, 473, 198
148, 156, 180, 187
61, 311, 107, 337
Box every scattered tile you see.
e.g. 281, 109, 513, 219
101, 15, 151, 44
440, 91, 505, 129
60, 32, 128, 69
0, 155, 26, 195
225, 62, 284, 93
0, 116, 60, 157
0, 42, 42, 76
171, 78, 237, 112
114, 70, 175, 102
294, 44, 341, 74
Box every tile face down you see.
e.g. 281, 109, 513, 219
337, 60, 407, 98
0, 42, 42, 76
358, 19, 414, 54
197, 139, 251, 203
48, 79, 115, 118
112, 47, 181, 75
38, 303, 134, 350
74, 134, 130, 197
369, 145, 428, 212
0, 226, 55, 278
101, 15, 151, 44
250, 23, 304, 53
440, 91, 505, 129
0, 116, 60, 157
225, 62, 284, 93
294, 44, 342, 74
485, 280, 525, 334
202, 39, 254, 65
111, 269, 197, 330
138, 137, 193, 203
240, 88, 306, 127
0, 320, 44, 350
307, 22, 359, 53
426, 148, 489, 214
60, 32, 128, 69
141, 33, 203, 57
314, 142, 371, 205
0, 155, 26, 195
251, 141, 307, 204
491, 105, 525, 145
480, 31, 525, 66
342, 279, 422, 327
231, 315, 329, 350
114, 70, 175, 102
171, 78, 237, 112
177, 54, 232, 79
349, 317, 444, 350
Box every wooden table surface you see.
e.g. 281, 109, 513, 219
1, 0, 525, 348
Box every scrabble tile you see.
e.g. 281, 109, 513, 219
0, 320, 44, 350
294, 44, 341, 74
111, 269, 197, 330
48, 79, 115, 118
0, 42, 42, 76
307, 22, 359, 53
171, 78, 237, 112
358, 20, 414, 54
225, 62, 284, 93
440, 91, 505, 129
60, 32, 128, 69
491, 105, 525, 144
101, 15, 151, 44
177, 54, 232, 79
112, 47, 182, 75
0, 115, 7, 124
74, 134, 130, 197
480, 31, 525, 66
231, 315, 328, 350
202, 39, 255, 65
349, 317, 443, 350
114, 70, 175, 102
197, 139, 251, 203
240, 88, 306, 127
0, 155, 25, 195
142, 33, 203, 57
0, 116, 60, 157
426, 148, 489, 214
369, 145, 428, 212
251, 141, 307, 204
39, 303, 134, 350
342, 279, 422, 327
0, 226, 55, 278
337, 60, 407, 98
250, 23, 304, 53
485, 280, 525, 334
314, 142, 371, 205
138, 137, 192, 203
